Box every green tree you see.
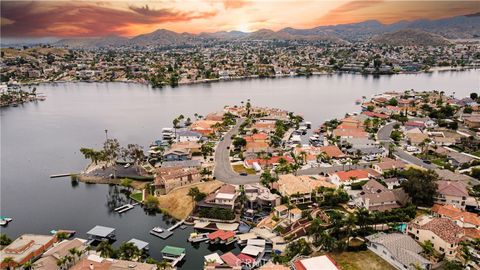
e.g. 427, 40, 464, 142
400, 168, 438, 206
144, 195, 159, 211
97, 241, 114, 258
0, 233, 12, 245
2, 257, 14, 270
118, 242, 140, 260
421, 240, 435, 257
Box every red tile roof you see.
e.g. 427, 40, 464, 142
208, 230, 235, 241
237, 253, 255, 263
334, 169, 370, 181
319, 145, 345, 158
220, 252, 241, 267
431, 204, 480, 226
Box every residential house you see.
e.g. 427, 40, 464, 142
154, 167, 201, 195
245, 141, 270, 154
198, 184, 239, 210
292, 255, 340, 270
70, 254, 156, 270
431, 204, 480, 229
372, 158, 406, 175
319, 145, 346, 159
463, 115, 480, 129
329, 169, 371, 186
0, 234, 57, 269
163, 148, 191, 161
275, 174, 335, 204
407, 216, 464, 259
244, 156, 294, 170
244, 184, 281, 211
434, 180, 469, 210
366, 233, 431, 270
177, 130, 203, 142
170, 141, 202, 154
191, 120, 221, 135
34, 238, 87, 270
354, 179, 408, 212
332, 128, 369, 139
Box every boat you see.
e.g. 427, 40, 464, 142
0, 216, 13, 226
355, 99, 362, 105
150, 226, 173, 239
151, 226, 164, 233
188, 232, 210, 243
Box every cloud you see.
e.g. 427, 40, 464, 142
222, 0, 249, 9
0, 1, 217, 37
315, 0, 385, 25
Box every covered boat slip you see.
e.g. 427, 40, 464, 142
86, 226, 116, 243
127, 238, 149, 251
161, 245, 186, 267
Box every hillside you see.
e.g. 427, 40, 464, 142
369, 29, 452, 46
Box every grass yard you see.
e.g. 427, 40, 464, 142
327, 250, 396, 270
129, 192, 143, 202
472, 151, 480, 158
157, 180, 224, 220
232, 164, 256, 174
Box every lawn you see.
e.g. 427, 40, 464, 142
326, 250, 396, 270
157, 180, 224, 220
472, 151, 480, 158
129, 192, 143, 202
232, 164, 256, 174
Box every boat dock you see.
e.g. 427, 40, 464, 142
167, 220, 185, 231
50, 173, 74, 178
149, 219, 185, 239
114, 203, 139, 213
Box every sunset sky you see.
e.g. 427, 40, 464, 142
1, 0, 479, 37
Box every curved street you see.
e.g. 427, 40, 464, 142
377, 121, 436, 170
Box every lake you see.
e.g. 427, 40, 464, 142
1, 70, 479, 268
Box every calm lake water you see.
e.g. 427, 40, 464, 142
1, 70, 479, 268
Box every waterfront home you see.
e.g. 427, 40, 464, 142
161, 246, 186, 267
292, 255, 340, 270
154, 167, 200, 195
329, 169, 371, 186
163, 148, 191, 161
251, 121, 276, 133
0, 234, 57, 269
191, 120, 221, 135
431, 204, 480, 229
198, 184, 239, 210
245, 141, 270, 154
177, 130, 203, 142
205, 111, 225, 121
34, 238, 87, 270
332, 128, 369, 139
372, 158, 406, 174
244, 184, 282, 211
365, 232, 431, 270
170, 141, 202, 154
354, 179, 408, 212
434, 180, 469, 210
70, 254, 156, 270
275, 174, 335, 204
407, 216, 464, 259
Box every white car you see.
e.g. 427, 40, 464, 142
124, 163, 131, 168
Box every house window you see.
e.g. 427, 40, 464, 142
439, 247, 444, 252
449, 251, 453, 254
383, 250, 387, 255
391, 256, 395, 261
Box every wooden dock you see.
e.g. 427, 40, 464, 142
50, 173, 73, 178
167, 220, 185, 232
114, 204, 136, 213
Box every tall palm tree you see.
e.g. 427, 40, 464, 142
22, 260, 33, 270
344, 213, 357, 245
69, 247, 79, 264
157, 260, 171, 270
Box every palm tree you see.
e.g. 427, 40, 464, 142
96, 241, 114, 258
344, 213, 357, 245
22, 260, 33, 270
69, 247, 79, 264
421, 240, 435, 258
2, 257, 14, 270
157, 260, 171, 270
188, 187, 200, 208
319, 231, 335, 252
118, 242, 140, 260
56, 257, 67, 270
355, 208, 371, 234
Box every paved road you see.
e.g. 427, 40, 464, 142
377, 121, 437, 170
214, 118, 260, 184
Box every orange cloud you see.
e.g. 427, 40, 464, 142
0, 1, 217, 37
222, 0, 249, 9
315, 0, 385, 25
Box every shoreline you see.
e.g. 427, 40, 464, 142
11, 66, 479, 88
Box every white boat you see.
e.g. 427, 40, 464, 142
151, 227, 164, 233
188, 232, 210, 243
0, 216, 12, 226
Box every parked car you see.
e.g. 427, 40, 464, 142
239, 172, 248, 176
124, 163, 131, 168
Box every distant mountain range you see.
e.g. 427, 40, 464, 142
54, 12, 480, 48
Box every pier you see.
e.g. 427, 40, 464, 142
50, 173, 74, 178
167, 220, 185, 231
114, 203, 139, 214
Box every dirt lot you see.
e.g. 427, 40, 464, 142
157, 180, 224, 220
326, 250, 396, 270
232, 164, 256, 174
